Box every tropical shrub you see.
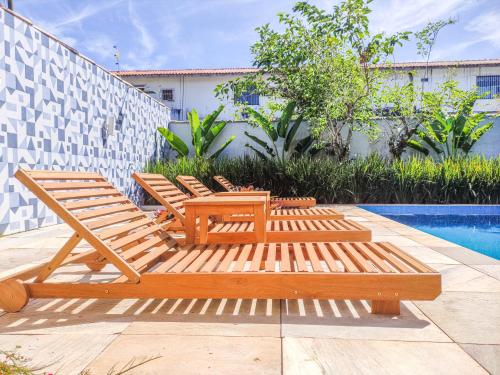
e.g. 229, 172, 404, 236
408, 81, 495, 158
158, 105, 235, 159
145, 155, 500, 204
244, 101, 315, 163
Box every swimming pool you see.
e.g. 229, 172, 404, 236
358, 205, 500, 260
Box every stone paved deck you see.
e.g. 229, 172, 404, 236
0, 205, 498, 374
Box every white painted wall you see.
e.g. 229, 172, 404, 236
121, 64, 500, 122
126, 75, 271, 121
168, 116, 500, 159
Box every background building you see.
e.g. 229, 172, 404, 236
115, 59, 500, 120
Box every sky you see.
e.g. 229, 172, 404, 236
7, 0, 500, 71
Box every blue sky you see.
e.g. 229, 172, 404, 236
10, 0, 500, 70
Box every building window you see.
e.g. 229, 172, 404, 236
170, 109, 182, 120
235, 87, 260, 106
162, 89, 174, 101
477, 76, 500, 99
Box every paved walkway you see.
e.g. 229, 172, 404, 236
0, 205, 498, 374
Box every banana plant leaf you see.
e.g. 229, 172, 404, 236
406, 140, 429, 155
201, 105, 225, 137
244, 131, 275, 156
188, 109, 203, 156
245, 144, 268, 160
203, 121, 228, 153
277, 101, 296, 138
294, 135, 314, 155
284, 114, 304, 152
246, 107, 278, 141
158, 127, 189, 157
210, 135, 235, 159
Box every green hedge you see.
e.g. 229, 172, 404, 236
144, 155, 500, 204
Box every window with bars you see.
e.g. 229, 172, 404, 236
162, 89, 174, 101
476, 76, 500, 99
235, 87, 260, 106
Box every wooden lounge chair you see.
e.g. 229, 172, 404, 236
176, 175, 339, 221
213, 175, 316, 208
133, 173, 369, 243
0, 168, 441, 315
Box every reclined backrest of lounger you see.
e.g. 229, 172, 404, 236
15, 169, 176, 283
213, 175, 237, 192
177, 175, 214, 197
132, 172, 190, 223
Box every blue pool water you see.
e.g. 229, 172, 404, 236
358, 205, 500, 260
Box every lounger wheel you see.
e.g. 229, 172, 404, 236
0, 279, 30, 313
85, 261, 106, 271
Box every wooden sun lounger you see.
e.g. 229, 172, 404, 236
0, 169, 441, 315
176, 175, 339, 221
213, 175, 316, 208
133, 173, 368, 244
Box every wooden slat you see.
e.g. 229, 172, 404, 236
292, 243, 307, 272
120, 235, 172, 261
86, 210, 145, 230
130, 243, 171, 271
185, 246, 215, 272
200, 245, 227, 272
233, 244, 252, 272
98, 218, 152, 240
316, 243, 339, 272
280, 243, 291, 272
27, 170, 104, 180
40, 181, 112, 190
250, 243, 265, 272
328, 243, 359, 273
109, 225, 160, 250
304, 243, 323, 272
64, 196, 128, 210
153, 245, 196, 273
52, 188, 120, 200
76, 203, 137, 220
216, 244, 240, 272
266, 243, 276, 272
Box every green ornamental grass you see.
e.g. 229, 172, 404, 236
144, 155, 500, 204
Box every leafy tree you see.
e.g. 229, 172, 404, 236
158, 105, 235, 159
376, 18, 456, 159
217, 0, 410, 160
244, 101, 315, 163
407, 81, 495, 158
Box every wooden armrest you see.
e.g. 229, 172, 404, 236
214, 191, 270, 197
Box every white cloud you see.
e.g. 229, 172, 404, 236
127, 0, 155, 56
466, 9, 500, 48
370, 0, 478, 34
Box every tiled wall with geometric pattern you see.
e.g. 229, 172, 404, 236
0, 8, 170, 234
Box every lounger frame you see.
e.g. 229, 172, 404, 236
0, 169, 441, 316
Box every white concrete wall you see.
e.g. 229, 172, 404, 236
126, 75, 271, 121
122, 64, 500, 122
168, 117, 500, 159
386, 65, 500, 112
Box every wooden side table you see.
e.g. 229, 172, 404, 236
183, 196, 267, 244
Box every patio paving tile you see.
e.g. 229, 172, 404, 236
430, 264, 500, 292
123, 298, 280, 337
0, 333, 116, 375
398, 245, 460, 265
415, 292, 500, 344
371, 235, 421, 246
281, 299, 450, 342
0, 298, 135, 335
460, 344, 500, 375
85, 334, 281, 374
472, 265, 500, 281
282, 338, 487, 375
430, 246, 500, 265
